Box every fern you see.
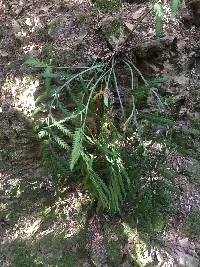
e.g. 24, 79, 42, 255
89, 169, 110, 209
52, 134, 69, 150
171, 0, 181, 19
154, 3, 164, 37
66, 85, 85, 110
81, 151, 110, 208
24, 57, 49, 68
70, 128, 83, 171
39, 141, 70, 191
139, 111, 174, 126
135, 77, 166, 104
30, 54, 178, 215
110, 171, 122, 211
51, 117, 73, 138
38, 130, 49, 139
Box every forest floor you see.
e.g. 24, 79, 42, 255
0, 0, 200, 266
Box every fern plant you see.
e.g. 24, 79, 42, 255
26, 55, 177, 213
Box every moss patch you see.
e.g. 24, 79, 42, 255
185, 209, 200, 237
93, 0, 122, 13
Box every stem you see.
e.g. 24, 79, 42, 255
112, 58, 125, 118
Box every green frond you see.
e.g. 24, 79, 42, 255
70, 128, 83, 171
139, 112, 174, 126
24, 57, 49, 68
52, 134, 69, 149
32, 103, 49, 116
29, 54, 179, 215
35, 89, 54, 104
153, 3, 163, 37
37, 130, 49, 139
66, 85, 85, 110
51, 117, 73, 138
171, 0, 181, 19
139, 77, 166, 95
89, 169, 110, 209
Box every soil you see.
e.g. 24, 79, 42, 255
0, 0, 200, 266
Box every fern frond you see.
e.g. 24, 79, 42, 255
89, 169, 110, 209
51, 151, 70, 178
171, 0, 180, 19
24, 57, 49, 68
81, 151, 111, 208
139, 112, 174, 126
110, 184, 119, 211
38, 130, 49, 139
52, 134, 69, 149
35, 89, 54, 104
138, 77, 166, 95
154, 3, 163, 37
51, 117, 73, 138
112, 171, 123, 200
55, 122, 73, 138
70, 128, 83, 171
57, 101, 84, 121
32, 103, 49, 116
57, 101, 71, 117
66, 85, 85, 110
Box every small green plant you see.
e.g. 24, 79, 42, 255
25, 54, 177, 215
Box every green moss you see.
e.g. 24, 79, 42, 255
35, 228, 88, 266
122, 221, 155, 267
103, 223, 126, 265
102, 18, 123, 38
93, 0, 121, 13
75, 13, 91, 30
180, 160, 200, 185
185, 210, 200, 237
191, 117, 200, 130
3, 228, 88, 267
3, 239, 43, 267
172, 132, 189, 155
